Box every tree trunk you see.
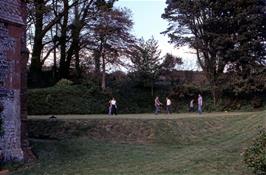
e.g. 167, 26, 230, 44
29, 0, 44, 85
196, 48, 221, 106
59, 7, 68, 79
73, 0, 81, 78
94, 41, 103, 86
94, 50, 101, 74
101, 53, 106, 90
209, 79, 221, 106
30, 37, 43, 76
72, 25, 81, 78
64, 44, 75, 78
75, 46, 81, 78
151, 81, 154, 97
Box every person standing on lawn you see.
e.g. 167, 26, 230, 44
108, 99, 112, 115
166, 97, 172, 114
110, 97, 117, 115
198, 94, 203, 115
154, 96, 162, 114
189, 99, 194, 112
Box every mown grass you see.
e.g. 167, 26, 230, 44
11, 111, 266, 175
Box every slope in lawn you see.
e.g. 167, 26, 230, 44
12, 111, 266, 175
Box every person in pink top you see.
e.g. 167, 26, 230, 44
198, 94, 203, 114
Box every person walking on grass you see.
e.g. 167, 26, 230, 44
198, 94, 203, 115
110, 97, 117, 115
108, 99, 112, 115
189, 99, 194, 112
166, 97, 172, 114
154, 96, 162, 114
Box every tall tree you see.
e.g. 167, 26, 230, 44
162, 0, 266, 105
128, 37, 182, 96
57, 0, 95, 79
28, 0, 76, 83
84, 6, 135, 90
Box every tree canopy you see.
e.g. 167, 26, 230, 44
162, 0, 266, 104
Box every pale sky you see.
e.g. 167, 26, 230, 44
115, 0, 198, 70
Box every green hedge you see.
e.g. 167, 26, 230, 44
28, 82, 262, 115
28, 85, 111, 115
244, 129, 266, 174
27, 85, 202, 115
28, 83, 158, 115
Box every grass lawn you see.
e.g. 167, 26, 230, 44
10, 111, 266, 175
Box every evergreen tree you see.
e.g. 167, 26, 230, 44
128, 37, 182, 96
128, 37, 162, 96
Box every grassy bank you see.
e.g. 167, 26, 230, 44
11, 111, 266, 175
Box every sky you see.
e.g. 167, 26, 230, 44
115, 0, 198, 70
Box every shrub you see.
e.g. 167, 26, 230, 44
244, 129, 266, 174
28, 85, 111, 115
55, 79, 74, 87
28, 81, 265, 115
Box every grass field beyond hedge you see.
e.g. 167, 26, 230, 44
11, 111, 266, 175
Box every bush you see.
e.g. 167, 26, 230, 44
55, 79, 73, 87
28, 85, 111, 115
244, 129, 266, 174
28, 80, 265, 115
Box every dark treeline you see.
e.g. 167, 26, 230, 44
26, 0, 266, 110
27, 0, 135, 89
162, 0, 266, 105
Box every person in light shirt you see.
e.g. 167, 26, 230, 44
110, 97, 117, 115
198, 94, 203, 115
166, 97, 172, 114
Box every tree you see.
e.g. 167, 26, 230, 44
161, 53, 183, 71
128, 37, 182, 96
84, 5, 135, 90
162, 0, 266, 105
57, 0, 95, 79
225, 0, 266, 96
28, 0, 77, 84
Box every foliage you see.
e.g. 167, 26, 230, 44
129, 37, 162, 75
228, 68, 266, 97
27, 0, 135, 87
160, 53, 183, 71
128, 37, 183, 96
55, 79, 74, 87
27, 81, 247, 115
86, 5, 135, 90
28, 84, 111, 115
244, 129, 266, 175
162, 0, 266, 105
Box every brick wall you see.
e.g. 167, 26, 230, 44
0, 0, 34, 162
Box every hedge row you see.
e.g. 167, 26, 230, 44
28, 85, 110, 115
28, 84, 159, 115
28, 82, 264, 115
